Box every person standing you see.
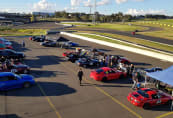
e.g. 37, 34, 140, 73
22, 40, 25, 47
130, 64, 135, 76
77, 68, 83, 86
132, 72, 138, 90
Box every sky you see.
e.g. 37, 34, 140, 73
0, 0, 173, 16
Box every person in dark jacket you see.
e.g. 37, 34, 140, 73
78, 68, 83, 86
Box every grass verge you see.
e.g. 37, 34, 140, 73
74, 32, 173, 56
0, 27, 47, 36
62, 22, 148, 32
129, 21, 173, 40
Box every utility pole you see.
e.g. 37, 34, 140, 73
92, 0, 96, 25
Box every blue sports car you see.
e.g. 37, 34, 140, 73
0, 72, 35, 91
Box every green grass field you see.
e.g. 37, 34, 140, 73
128, 20, 173, 40
0, 27, 47, 36
75, 33, 173, 56
75, 31, 173, 53
62, 22, 148, 31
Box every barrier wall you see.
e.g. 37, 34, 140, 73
61, 32, 173, 63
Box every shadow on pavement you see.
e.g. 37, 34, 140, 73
131, 62, 152, 66
0, 82, 76, 97
31, 70, 65, 78
81, 82, 131, 88
144, 104, 172, 112
0, 114, 21, 118
105, 77, 133, 84
25, 55, 65, 68
10, 41, 30, 52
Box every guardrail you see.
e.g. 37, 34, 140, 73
61, 32, 173, 63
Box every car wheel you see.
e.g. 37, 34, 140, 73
119, 74, 124, 79
23, 82, 31, 88
102, 77, 107, 82
143, 103, 150, 109
83, 65, 87, 68
166, 100, 172, 105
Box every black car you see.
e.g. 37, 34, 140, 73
144, 67, 163, 73
0, 49, 25, 60
40, 41, 56, 47
30, 36, 46, 42
75, 58, 100, 68
66, 54, 81, 63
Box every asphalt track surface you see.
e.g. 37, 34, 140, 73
0, 22, 173, 118
67, 27, 173, 46
13, 22, 173, 46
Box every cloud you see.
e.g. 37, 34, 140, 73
33, 0, 56, 12
83, 0, 92, 7
126, 9, 166, 15
71, 0, 82, 7
115, 0, 128, 4
97, 0, 111, 6
115, 0, 144, 4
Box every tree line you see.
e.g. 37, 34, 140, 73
28, 11, 173, 22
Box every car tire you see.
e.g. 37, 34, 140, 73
23, 82, 31, 88
102, 77, 107, 82
143, 103, 150, 109
119, 74, 124, 79
83, 65, 87, 68
166, 100, 172, 105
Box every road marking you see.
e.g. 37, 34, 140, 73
37, 82, 62, 118
60, 62, 142, 118
156, 112, 173, 118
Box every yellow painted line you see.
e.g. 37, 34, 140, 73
60, 62, 142, 118
37, 82, 62, 118
156, 112, 173, 118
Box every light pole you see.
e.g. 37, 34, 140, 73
92, 0, 96, 25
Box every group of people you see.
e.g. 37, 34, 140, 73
0, 56, 13, 70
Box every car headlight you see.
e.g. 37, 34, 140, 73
134, 99, 140, 103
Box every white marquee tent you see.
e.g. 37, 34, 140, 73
146, 66, 173, 86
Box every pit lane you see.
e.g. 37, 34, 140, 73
0, 25, 173, 118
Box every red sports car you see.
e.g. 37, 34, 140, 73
62, 51, 76, 57
127, 88, 172, 109
90, 67, 126, 81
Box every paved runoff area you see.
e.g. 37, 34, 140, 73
0, 22, 173, 118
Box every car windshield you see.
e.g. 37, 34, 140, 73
137, 90, 149, 98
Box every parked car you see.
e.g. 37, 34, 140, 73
0, 63, 30, 74
40, 40, 56, 47
137, 67, 163, 80
75, 58, 100, 68
62, 51, 76, 57
29, 36, 46, 42
0, 38, 12, 45
5, 44, 13, 49
0, 49, 25, 60
0, 72, 35, 91
89, 48, 105, 56
127, 88, 172, 109
68, 41, 79, 47
144, 67, 163, 73
66, 53, 81, 63
90, 67, 126, 81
